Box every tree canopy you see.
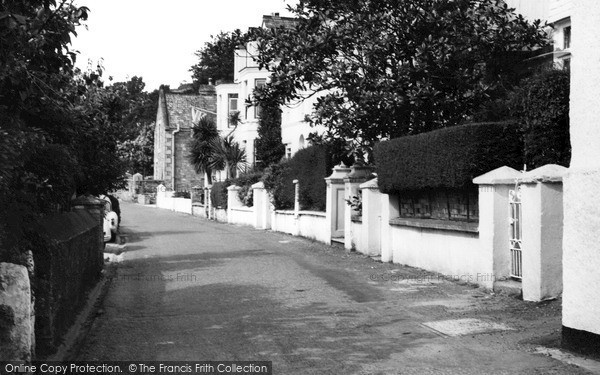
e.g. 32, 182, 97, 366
0, 1, 152, 264
190, 29, 257, 87
254, 0, 549, 159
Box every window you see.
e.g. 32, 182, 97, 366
563, 26, 571, 50
228, 94, 238, 127
254, 78, 267, 119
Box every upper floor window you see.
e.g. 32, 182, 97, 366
228, 93, 238, 127
254, 78, 267, 119
563, 26, 571, 50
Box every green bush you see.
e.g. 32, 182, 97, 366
374, 122, 523, 194
263, 160, 294, 210
263, 145, 333, 211
210, 181, 231, 209
172, 191, 191, 198
231, 171, 263, 207
510, 69, 570, 168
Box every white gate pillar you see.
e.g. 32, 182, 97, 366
252, 181, 271, 230
473, 166, 523, 290
360, 178, 382, 256
343, 163, 373, 251
325, 163, 351, 245
520, 165, 566, 302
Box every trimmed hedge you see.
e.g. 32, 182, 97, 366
210, 181, 231, 209
375, 122, 523, 194
263, 145, 333, 211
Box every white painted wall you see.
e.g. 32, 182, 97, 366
298, 212, 329, 243
228, 206, 255, 226
562, 0, 600, 337
271, 211, 296, 235
389, 226, 489, 287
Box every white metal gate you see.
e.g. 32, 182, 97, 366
509, 186, 523, 279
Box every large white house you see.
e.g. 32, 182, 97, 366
214, 14, 324, 181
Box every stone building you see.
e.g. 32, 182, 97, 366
153, 84, 216, 191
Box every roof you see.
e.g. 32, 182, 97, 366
261, 13, 298, 29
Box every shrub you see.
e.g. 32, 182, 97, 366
231, 171, 263, 207
262, 161, 294, 210
210, 181, 231, 209
510, 69, 570, 169
374, 122, 523, 194
263, 145, 333, 211
172, 191, 191, 198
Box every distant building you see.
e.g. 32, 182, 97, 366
505, 0, 572, 69
214, 13, 324, 181
153, 84, 216, 191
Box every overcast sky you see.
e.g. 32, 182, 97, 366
71, 0, 294, 91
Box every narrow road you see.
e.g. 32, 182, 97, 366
75, 202, 589, 374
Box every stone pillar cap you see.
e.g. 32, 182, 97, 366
227, 185, 242, 190
252, 181, 265, 189
325, 163, 352, 180
359, 177, 379, 190
521, 164, 567, 183
473, 166, 522, 185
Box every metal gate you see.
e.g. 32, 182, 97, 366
509, 186, 523, 279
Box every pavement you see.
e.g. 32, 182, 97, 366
73, 201, 599, 374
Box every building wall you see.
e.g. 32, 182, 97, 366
563, 0, 600, 343
153, 88, 169, 181
504, 0, 549, 21
154, 87, 216, 190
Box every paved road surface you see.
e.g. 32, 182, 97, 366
75, 202, 590, 374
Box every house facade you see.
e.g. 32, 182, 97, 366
214, 13, 322, 181
153, 85, 217, 191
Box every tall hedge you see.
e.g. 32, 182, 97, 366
510, 69, 570, 169
374, 122, 523, 194
263, 145, 333, 211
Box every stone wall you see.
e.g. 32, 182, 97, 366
33, 210, 103, 356
173, 130, 203, 191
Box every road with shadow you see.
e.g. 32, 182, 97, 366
74, 202, 590, 374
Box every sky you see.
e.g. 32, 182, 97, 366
71, 0, 294, 92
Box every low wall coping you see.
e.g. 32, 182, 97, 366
473, 166, 522, 185
298, 210, 326, 217
274, 210, 295, 215
389, 217, 479, 233
231, 206, 253, 212
37, 211, 98, 242
520, 164, 567, 184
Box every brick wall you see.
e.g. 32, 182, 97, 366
399, 188, 479, 221
33, 210, 103, 356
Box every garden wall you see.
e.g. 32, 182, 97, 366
156, 187, 193, 215
34, 209, 103, 356
228, 206, 254, 226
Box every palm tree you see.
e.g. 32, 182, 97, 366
188, 116, 224, 185
221, 136, 247, 179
